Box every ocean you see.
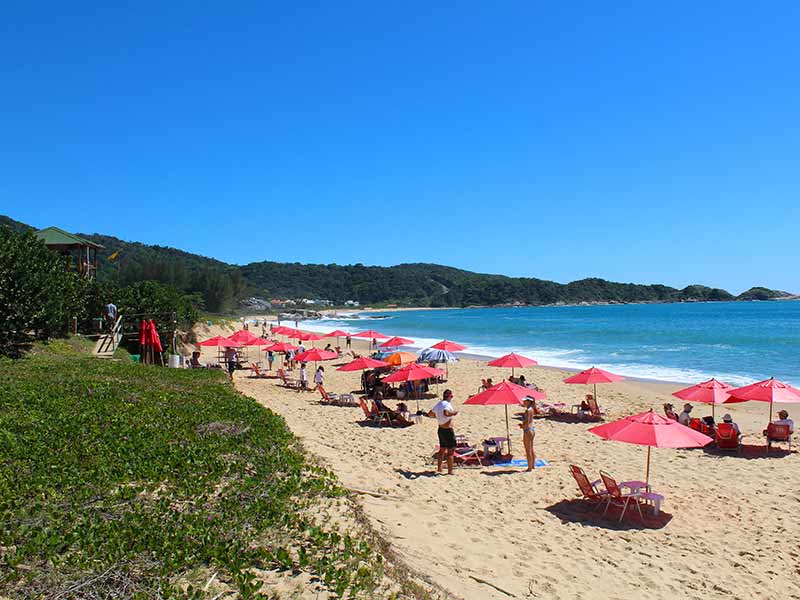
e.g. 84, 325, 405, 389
286, 300, 800, 386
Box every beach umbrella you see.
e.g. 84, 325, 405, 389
265, 342, 298, 353
383, 363, 445, 411
431, 340, 467, 352
417, 348, 458, 364
296, 331, 324, 347
564, 367, 625, 406
380, 336, 415, 349
352, 330, 390, 351
727, 378, 800, 422
271, 325, 296, 337
148, 320, 163, 353
295, 349, 338, 363
589, 410, 713, 484
464, 381, 548, 452
384, 351, 417, 366
324, 329, 350, 347
672, 378, 741, 419
138, 319, 148, 364
229, 329, 260, 344
336, 356, 390, 371
198, 335, 239, 347
488, 352, 539, 378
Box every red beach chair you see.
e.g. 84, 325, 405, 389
764, 423, 792, 453
569, 465, 608, 509
599, 471, 644, 522
277, 368, 300, 389
715, 423, 742, 453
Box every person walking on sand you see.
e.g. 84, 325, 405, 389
519, 397, 537, 471
428, 389, 459, 475
267, 349, 274, 371
346, 335, 352, 350
224, 346, 238, 380
299, 362, 308, 390
314, 365, 324, 388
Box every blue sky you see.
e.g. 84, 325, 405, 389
1, 2, 798, 293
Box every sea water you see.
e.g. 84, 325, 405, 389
291, 301, 800, 386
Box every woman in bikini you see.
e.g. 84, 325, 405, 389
519, 397, 537, 471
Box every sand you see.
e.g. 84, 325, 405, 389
196, 324, 800, 600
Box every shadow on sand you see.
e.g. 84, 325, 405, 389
394, 468, 444, 480
546, 499, 673, 530
702, 443, 793, 460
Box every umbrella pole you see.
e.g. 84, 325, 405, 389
505, 405, 512, 453
769, 399, 774, 423
645, 446, 651, 486
593, 383, 597, 402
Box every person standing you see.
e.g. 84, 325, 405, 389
428, 389, 459, 475
267, 349, 274, 371
103, 301, 117, 331
314, 365, 324, 388
299, 362, 308, 390
346, 335, 352, 350
224, 346, 238, 380
519, 397, 537, 471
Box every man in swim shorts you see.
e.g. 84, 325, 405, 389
428, 389, 459, 475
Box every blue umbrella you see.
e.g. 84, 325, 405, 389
417, 348, 458, 364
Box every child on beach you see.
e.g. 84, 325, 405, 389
299, 363, 308, 390
519, 397, 536, 471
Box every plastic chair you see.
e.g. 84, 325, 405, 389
569, 465, 608, 510
600, 471, 644, 522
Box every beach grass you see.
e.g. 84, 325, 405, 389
0, 342, 385, 598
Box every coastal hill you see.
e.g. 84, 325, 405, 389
2, 214, 795, 310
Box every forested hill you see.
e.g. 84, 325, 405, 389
2, 214, 795, 311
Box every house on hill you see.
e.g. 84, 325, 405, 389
35, 226, 104, 281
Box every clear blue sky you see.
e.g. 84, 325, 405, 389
1, 2, 798, 293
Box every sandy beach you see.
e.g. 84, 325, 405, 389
196, 321, 800, 600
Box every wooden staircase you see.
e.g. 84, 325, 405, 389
93, 315, 123, 358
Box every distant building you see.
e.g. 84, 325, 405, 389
35, 226, 104, 281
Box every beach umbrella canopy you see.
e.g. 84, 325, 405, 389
488, 352, 539, 377
464, 381, 548, 452
431, 340, 467, 352
728, 377, 800, 421
324, 329, 350, 338
382, 363, 444, 383
672, 378, 740, 419
265, 342, 298, 353
352, 330, 390, 339
229, 330, 260, 344
272, 325, 296, 335
245, 337, 273, 347
336, 356, 390, 371
295, 349, 338, 363
198, 335, 239, 348
564, 366, 625, 405
384, 351, 418, 366
417, 348, 458, 364
589, 410, 712, 483
138, 319, 148, 345
380, 336, 415, 348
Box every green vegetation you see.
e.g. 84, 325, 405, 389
0, 228, 86, 356
736, 286, 792, 301
3, 214, 793, 311
0, 344, 386, 598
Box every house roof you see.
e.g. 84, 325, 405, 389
35, 227, 104, 249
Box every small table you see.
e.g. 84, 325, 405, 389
489, 436, 510, 455
639, 492, 665, 516
620, 480, 649, 494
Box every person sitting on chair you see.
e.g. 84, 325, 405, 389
373, 392, 413, 426
721, 413, 741, 437
678, 403, 693, 426
189, 351, 202, 368
764, 410, 794, 436
663, 403, 678, 421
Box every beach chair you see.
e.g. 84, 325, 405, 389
317, 385, 356, 407
277, 368, 300, 389
764, 423, 792, 454
715, 423, 742, 453
599, 471, 644, 523
569, 465, 608, 510
249, 363, 269, 378
358, 398, 392, 426
434, 436, 486, 467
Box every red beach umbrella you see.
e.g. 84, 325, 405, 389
198, 335, 239, 348
589, 410, 712, 484
564, 366, 625, 406
265, 342, 298, 353
138, 319, 147, 346
728, 377, 800, 422
148, 320, 163, 353
672, 378, 740, 419
464, 381, 547, 451
323, 329, 350, 347
229, 330, 260, 344
431, 340, 467, 352
245, 338, 273, 347
272, 325, 296, 336
382, 363, 444, 383
352, 330, 390, 339
488, 352, 539, 378
380, 336, 415, 348
295, 349, 338, 363
336, 356, 390, 371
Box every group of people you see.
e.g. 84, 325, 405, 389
663, 402, 794, 443
430, 389, 537, 475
